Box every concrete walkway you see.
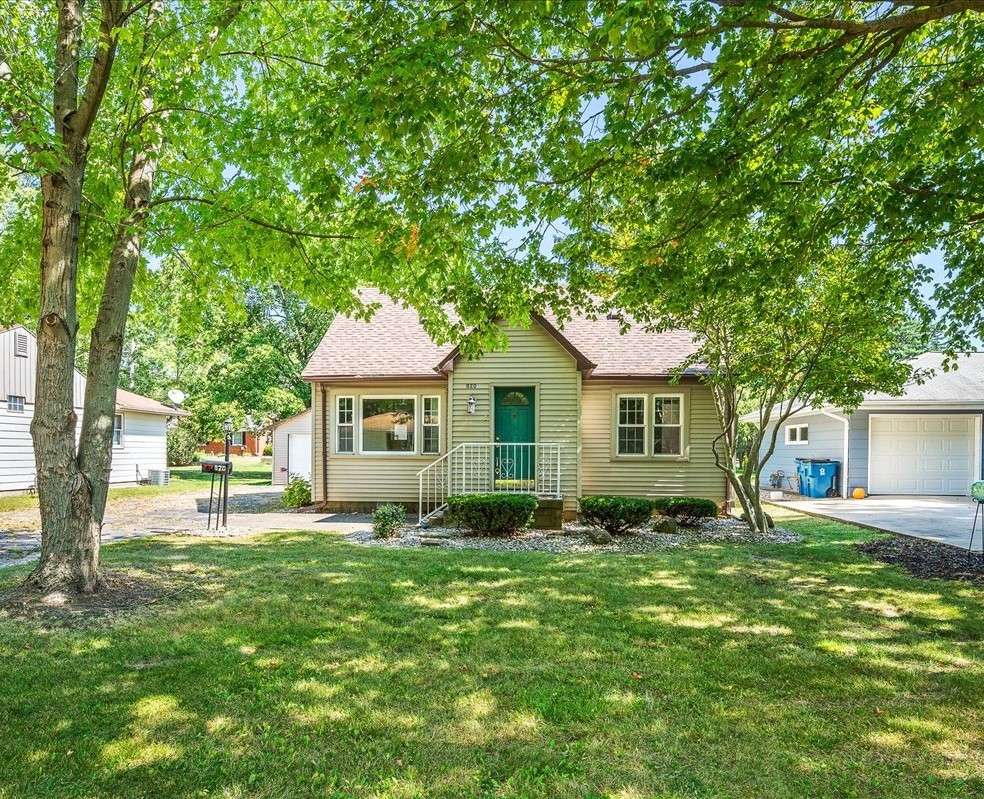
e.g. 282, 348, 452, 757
779, 495, 981, 551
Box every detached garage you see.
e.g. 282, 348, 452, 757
271, 408, 312, 485
750, 352, 984, 498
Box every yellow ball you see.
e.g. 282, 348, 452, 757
852, 487, 867, 500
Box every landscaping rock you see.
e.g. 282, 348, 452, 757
857, 536, 984, 586
587, 529, 614, 545
653, 517, 679, 535
740, 512, 775, 529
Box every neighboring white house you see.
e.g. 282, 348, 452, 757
0, 325, 187, 494
271, 408, 312, 485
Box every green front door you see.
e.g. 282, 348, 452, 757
494, 387, 535, 486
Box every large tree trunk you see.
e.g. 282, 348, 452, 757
29, 166, 104, 594
27, 0, 104, 594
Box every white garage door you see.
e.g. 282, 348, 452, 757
869, 414, 977, 495
286, 433, 312, 482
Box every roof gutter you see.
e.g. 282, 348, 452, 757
818, 408, 850, 498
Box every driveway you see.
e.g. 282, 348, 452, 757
778, 495, 980, 551
0, 484, 372, 568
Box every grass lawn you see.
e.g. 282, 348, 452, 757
1, 508, 981, 798
0, 458, 272, 513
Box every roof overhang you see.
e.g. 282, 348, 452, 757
303, 373, 447, 384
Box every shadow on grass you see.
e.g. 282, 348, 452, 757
0, 510, 982, 799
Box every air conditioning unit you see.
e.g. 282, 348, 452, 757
148, 469, 170, 486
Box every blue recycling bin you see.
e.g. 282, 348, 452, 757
795, 458, 841, 498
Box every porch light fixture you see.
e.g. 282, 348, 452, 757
466, 395, 477, 414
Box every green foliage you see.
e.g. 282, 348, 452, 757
579, 495, 654, 536
447, 494, 538, 537
651, 497, 719, 528
372, 504, 406, 538
165, 423, 199, 467
262, 445, 273, 457
281, 476, 312, 509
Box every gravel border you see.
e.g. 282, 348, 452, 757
345, 516, 801, 553
857, 536, 984, 586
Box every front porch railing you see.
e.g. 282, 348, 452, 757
417, 442, 561, 524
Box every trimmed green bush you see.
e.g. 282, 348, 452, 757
166, 423, 198, 467
282, 475, 312, 508
651, 497, 718, 527
579, 495, 654, 535
262, 445, 273, 456
447, 494, 538, 536
373, 503, 406, 538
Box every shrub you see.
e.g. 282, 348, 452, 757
282, 475, 312, 508
579, 495, 654, 535
447, 494, 538, 537
650, 497, 719, 527
372, 503, 406, 538
262, 445, 273, 456
166, 423, 199, 467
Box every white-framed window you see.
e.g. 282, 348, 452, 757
113, 413, 124, 447
785, 423, 809, 445
7, 395, 25, 413
336, 396, 355, 453
422, 396, 440, 454
230, 431, 246, 446
360, 396, 416, 454
652, 395, 683, 455
14, 332, 28, 358
616, 395, 647, 456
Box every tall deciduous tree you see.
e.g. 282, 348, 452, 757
0, 0, 533, 594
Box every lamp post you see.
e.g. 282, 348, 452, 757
223, 416, 233, 528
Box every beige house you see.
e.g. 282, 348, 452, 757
302, 291, 727, 521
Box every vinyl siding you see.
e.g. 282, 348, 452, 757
448, 325, 581, 511
318, 381, 447, 505
107, 412, 169, 484
0, 327, 86, 404
581, 380, 727, 503
760, 412, 847, 492
272, 409, 312, 486
0, 397, 36, 491
0, 402, 167, 492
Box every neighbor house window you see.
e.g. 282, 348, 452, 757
422, 396, 440, 454
113, 414, 124, 447
616, 395, 647, 455
785, 423, 809, 445
652, 395, 683, 455
230, 431, 246, 446
7, 395, 25, 413
361, 397, 415, 453
14, 332, 28, 358
336, 396, 354, 453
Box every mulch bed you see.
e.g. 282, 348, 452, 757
0, 568, 208, 629
857, 536, 984, 586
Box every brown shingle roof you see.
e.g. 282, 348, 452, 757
302, 290, 701, 381
116, 388, 190, 417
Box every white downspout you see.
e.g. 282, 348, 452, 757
819, 408, 850, 498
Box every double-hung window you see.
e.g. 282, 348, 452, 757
336, 396, 355, 453
422, 396, 440, 454
616, 396, 647, 456
361, 397, 415, 453
6, 395, 25, 413
113, 414, 124, 447
652, 395, 683, 455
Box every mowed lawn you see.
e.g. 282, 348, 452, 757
0, 458, 272, 514
1, 509, 982, 798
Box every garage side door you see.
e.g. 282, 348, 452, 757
287, 433, 312, 482
869, 415, 976, 495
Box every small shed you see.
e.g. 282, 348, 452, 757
271, 408, 313, 485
